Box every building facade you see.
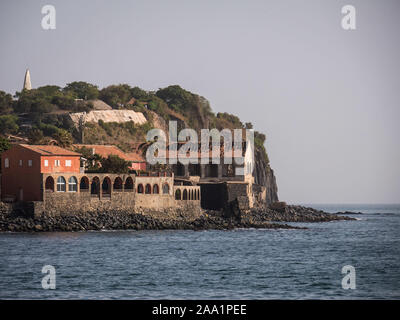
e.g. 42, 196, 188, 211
1, 144, 201, 218
1, 144, 81, 201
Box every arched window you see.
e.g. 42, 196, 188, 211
80, 176, 89, 191
113, 177, 123, 191
91, 177, 100, 195
102, 177, 111, 195
56, 176, 66, 192
145, 184, 151, 194
124, 177, 133, 191
175, 189, 181, 200
183, 189, 188, 200
153, 184, 159, 194
162, 183, 169, 194
197, 189, 200, 200
137, 184, 144, 194
68, 176, 77, 192
45, 176, 54, 192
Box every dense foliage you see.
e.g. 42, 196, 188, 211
0, 81, 270, 163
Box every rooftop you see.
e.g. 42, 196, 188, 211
20, 144, 81, 156
74, 144, 145, 162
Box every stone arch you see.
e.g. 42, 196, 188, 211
80, 176, 89, 191
183, 189, 188, 200
56, 176, 66, 192
68, 176, 78, 192
137, 183, 144, 193
91, 176, 100, 195
162, 183, 170, 194
175, 189, 181, 200
45, 176, 54, 192
124, 177, 133, 191
102, 177, 111, 196
145, 184, 152, 194
153, 184, 159, 194
113, 177, 123, 191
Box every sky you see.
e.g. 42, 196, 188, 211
0, 0, 399, 204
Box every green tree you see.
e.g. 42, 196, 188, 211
100, 155, 132, 173
53, 129, 73, 148
131, 86, 148, 100
14, 89, 55, 115
27, 128, 44, 144
36, 85, 62, 97
64, 81, 99, 100
99, 84, 132, 109
156, 85, 193, 113
0, 114, 19, 134
0, 90, 13, 114
75, 146, 102, 171
0, 136, 11, 152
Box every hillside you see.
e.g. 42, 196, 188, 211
0, 82, 278, 201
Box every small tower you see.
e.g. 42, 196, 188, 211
23, 69, 32, 90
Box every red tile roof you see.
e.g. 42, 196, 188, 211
20, 144, 81, 156
74, 145, 145, 163
125, 152, 145, 162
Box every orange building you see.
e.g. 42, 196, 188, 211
1, 144, 81, 201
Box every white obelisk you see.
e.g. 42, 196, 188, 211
23, 69, 32, 90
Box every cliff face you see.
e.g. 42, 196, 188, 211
253, 148, 279, 205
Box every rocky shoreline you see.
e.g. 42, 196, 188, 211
248, 205, 356, 223
0, 204, 355, 233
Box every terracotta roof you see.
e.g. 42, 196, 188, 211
74, 144, 145, 163
125, 152, 145, 162
20, 144, 81, 156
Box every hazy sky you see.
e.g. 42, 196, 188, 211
0, 0, 399, 204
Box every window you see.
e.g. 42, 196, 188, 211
68, 176, 77, 192
44, 160, 48, 167
145, 184, 152, 194
65, 160, 72, 167
4, 158, 9, 168
19, 160, 22, 166
163, 183, 170, 194
55, 160, 60, 167
28, 160, 32, 167
56, 176, 66, 192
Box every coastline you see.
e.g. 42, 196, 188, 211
0, 205, 355, 233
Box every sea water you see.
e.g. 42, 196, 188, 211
0, 204, 399, 299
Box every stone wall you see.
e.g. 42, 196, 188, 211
0, 201, 13, 215
41, 191, 135, 217
226, 182, 251, 210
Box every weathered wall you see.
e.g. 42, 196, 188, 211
41, 192, 135, 217
226, 182, 251, 210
